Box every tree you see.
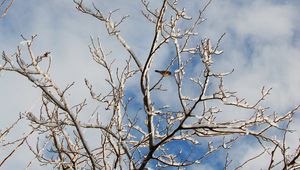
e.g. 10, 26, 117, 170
1, 0, 300, 169
0, 0, 14, 19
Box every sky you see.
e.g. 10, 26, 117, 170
1, 0, 300, 169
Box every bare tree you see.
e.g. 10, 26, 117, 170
1, 0, 300, 169
0, 0, 14, 18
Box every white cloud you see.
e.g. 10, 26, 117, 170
197, 0, 300, 109
190, 163, 215, 170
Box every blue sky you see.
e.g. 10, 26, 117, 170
1, 0, 300, 169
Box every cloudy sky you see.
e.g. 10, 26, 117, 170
1, 0, 300, 169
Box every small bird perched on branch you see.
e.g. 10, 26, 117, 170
155, 70, 171, 77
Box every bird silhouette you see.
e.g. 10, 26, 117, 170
155, 70, 171, 77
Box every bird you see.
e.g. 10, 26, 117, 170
155, 70, 171, 77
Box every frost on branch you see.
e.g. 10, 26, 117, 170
200, 38, 223, 66
1, 0, 300, 170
